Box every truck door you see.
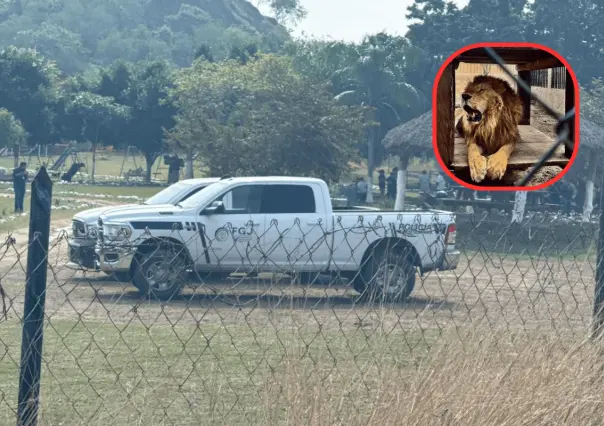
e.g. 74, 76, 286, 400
259, 183, 330, 273
196, 184, 266, 273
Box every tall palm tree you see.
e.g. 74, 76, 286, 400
331, 34, 425, 202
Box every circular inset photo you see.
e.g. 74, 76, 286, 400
432, 42, 579, 190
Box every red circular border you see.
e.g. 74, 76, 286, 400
432, 41, 580, 191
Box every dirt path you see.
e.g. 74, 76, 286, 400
0, 212, 593, 338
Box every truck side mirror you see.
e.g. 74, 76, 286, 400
201, 200, 224, 215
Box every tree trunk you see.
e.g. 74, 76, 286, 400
364, 107, 377, 204
583, 180, 594, 222
13, 143, 19, 168
145, 153, 155, 184
394, 155, 409, 211
583, 156, 597, 222
91, 143, 97, 183
365, 129, 374, 203
511, 191, 527, 223
185, 150, 194, 179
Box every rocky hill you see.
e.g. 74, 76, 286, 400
0, 0, 288, 73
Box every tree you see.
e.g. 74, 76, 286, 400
125, 61, 177, 183
406, 0, 604, 87
0, 108, 28, 167
168, 54, 364, 182
228, 43, 259, 64
0, 46, 59, 147
285, 38, 359, 87
193, 43, 214, 63
330, 33, 426, 202
92, 60, 176, 183
526, 0, 604, 87
256, 0, 306, 25
64, 92, 130, 182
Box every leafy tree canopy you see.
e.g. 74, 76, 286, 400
406, 0, 604, 86
0, 108, 28, 149
0, 46, 59, 145
168, 54, 364, 182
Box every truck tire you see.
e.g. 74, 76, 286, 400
357, 246, 416, 302
133, 247, 188, 300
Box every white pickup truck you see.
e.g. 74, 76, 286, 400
95, 176, 459, 301
68, 177, 220, 272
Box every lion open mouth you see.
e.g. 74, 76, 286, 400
463, 105, 482, 122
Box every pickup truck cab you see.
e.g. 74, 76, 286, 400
96, 176, 459, 301
68, 177, 220, 271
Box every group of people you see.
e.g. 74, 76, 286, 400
549, 178, 578, 216
355, 168, 450, 203
355, 169, 399, 203
418, 170, 448, 196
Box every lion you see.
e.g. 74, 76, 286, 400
455, 75, 524, 183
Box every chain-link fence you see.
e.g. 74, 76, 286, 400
483, 47, 576, 186
3, 172, 604, 425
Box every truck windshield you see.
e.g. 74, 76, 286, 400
144, 182, 195, 205
178, 180, 231, 209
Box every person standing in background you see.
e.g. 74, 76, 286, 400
419, 170, 431, 195
386, 170, 397, 200
378, 169, 386, 198
559, 178, 577, 216
436, 172, 447, 191
12, 161, 28, 214
356, 177, 367, 204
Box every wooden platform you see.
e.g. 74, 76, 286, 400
452, 125, 569, 171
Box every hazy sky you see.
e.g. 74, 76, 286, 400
258, 0, 468, 43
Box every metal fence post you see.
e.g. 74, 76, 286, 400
593, 208, 604, 339
16, 167, 53, 426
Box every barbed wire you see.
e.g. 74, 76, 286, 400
482, 47, 576, 187
1, 210, 601, 424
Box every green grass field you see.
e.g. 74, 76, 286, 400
0, 152, 178, 183
0, 182, 167, 233
0, 318, 437, 425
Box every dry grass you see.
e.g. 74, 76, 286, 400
261, 329, 604, 426
4, 316, 604, 425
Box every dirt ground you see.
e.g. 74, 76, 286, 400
531, 102, 562, 139
0, 217, 593, 338
0, 216, 595, 425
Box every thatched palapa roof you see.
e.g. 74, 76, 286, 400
579, 117, 604, 152
382, 111, 433, 158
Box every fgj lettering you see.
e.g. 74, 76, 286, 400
236, 226, 253, 236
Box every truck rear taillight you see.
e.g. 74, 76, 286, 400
445, 223, 456, 246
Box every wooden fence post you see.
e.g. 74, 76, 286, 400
16, 166, 53, 426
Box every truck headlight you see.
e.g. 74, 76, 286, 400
104, 225, 132, 241
87, 225, 98, 238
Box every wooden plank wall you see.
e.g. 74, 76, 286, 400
455, 63, 517, 104
436, 63, 455, 167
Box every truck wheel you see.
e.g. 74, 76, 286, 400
358, 247, 416, 302
133, 248, 188, 300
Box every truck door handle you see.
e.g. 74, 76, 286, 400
253, 222, 260, 227
307, 220, 321, 226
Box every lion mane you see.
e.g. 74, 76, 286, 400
455, 75, 524, 182
456, 75, 523, 155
